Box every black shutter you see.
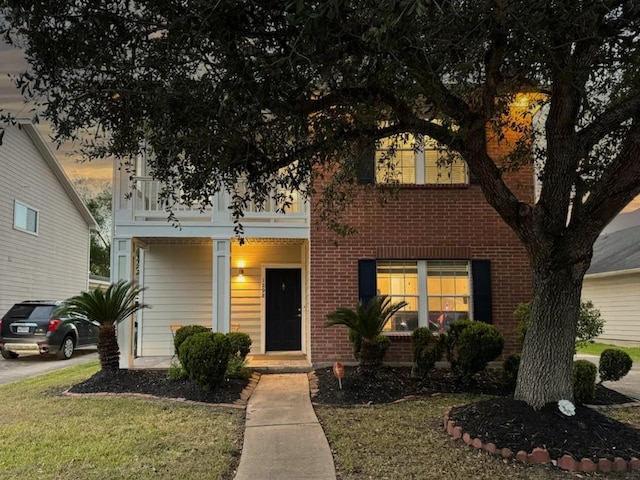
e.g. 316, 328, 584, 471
358, 259, 377, 305
357, 142, 376, 184
471, 260, 492, 323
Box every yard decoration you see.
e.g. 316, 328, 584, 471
333, 362, 345, 389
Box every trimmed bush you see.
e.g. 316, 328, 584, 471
226, 332, 252, 359
514, 301, 604, 348
348, 329, 391, 364
447, 320, 504, 381
178, 332, 231, 390
573, 359, 597, 404
502, 353, 521, 391
598, 348, 633, 383
411, 327, 444, 378
173, 325, 210, 354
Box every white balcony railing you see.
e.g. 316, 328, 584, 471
129, 177, 308, 224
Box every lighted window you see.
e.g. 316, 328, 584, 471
376, 260, 470, 333
376, 134, 467, 185
14, 201, 38, 234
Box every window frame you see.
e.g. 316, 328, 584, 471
13, 200, 39, 235
376, 259, 473, 334
375, 134, 469, 186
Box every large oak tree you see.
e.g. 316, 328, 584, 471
2, 0, 639, 408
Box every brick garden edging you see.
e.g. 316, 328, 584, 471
444, 408, 640, 473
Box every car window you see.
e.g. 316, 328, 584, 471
6, 305, 55, 320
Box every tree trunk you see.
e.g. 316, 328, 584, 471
514, 261, 586, 409
98, 324, 120, 372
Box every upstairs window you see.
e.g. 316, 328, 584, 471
14, 201, 38, 234
375, 134, 467, 185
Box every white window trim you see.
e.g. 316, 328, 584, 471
13, 200, 39, 236
378, 259, 473, 334
377, 134, 469, 185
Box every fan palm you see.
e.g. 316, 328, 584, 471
56, 280, 149, 372
326, 295, 407, 371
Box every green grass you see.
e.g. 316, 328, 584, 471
315, 396, 640, 480
0, 361, 243, 480
576, 342, 640, 361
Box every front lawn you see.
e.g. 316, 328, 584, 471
315, 396, 640, 480
577, 342, 640, 362
0, 362, 243, 480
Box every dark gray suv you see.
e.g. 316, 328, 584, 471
0, 301, 99, 360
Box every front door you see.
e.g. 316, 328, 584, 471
265, 268, 302, 351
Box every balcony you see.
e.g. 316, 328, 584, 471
125, 177, 308, 226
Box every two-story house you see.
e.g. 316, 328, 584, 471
0, 121, 97, 314
112, 127, 533, 369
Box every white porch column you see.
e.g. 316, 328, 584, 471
112, 237, 135, 369
212, 239, 231, 333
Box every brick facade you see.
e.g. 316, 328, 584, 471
309, 141, 534, 365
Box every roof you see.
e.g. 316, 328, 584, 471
14, 120, 97, 230
587, 225, 640, 275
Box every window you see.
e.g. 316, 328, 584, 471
375, 134, 467, 185
376, 260, 470, 333
14, 201, 38, 234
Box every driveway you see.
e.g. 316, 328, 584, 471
0, 349, 98, 386
575, 353, 640, 401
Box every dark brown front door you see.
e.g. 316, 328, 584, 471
265, 268, 302, 351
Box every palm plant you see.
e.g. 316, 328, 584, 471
326, 295, 407, 372
56, 280, 149, 372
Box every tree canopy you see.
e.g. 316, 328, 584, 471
2, 0, 640, 408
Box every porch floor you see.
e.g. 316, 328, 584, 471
132, 352, 312, 373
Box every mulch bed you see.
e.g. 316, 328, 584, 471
313, 365, 640, 464
68, 369, 249, 404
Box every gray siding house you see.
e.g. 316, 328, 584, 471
0, 121, 97, 314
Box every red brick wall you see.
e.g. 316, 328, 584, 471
309, 142, 534, 365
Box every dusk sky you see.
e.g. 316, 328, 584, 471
0, 42, 113, 188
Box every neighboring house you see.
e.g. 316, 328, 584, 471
0, 121, 97, 314
112, 128, 534, 369
582, 222, 640, 345
89, 274, 110, 292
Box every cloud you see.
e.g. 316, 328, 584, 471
0, 43, 113, 182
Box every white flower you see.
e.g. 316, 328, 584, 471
558, 399, 576, 416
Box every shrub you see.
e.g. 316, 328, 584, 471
502, 353, 521, 391
226, 355, 252, 380
410, 327, 444, 378
573, 359, 597, 404
167, 358, 188, 381
514, 301, 604, 348
441, 319, 474, 362
226, 332, 252, 359
178, 332, 231, 390
348, 329, 391, 364
598, 348, 633, 383
173, 325, 210, 355
447, 320, 504, 381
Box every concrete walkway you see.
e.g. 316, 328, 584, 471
234, 373, 336, 480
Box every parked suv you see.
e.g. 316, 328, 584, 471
0, 300, 99, 360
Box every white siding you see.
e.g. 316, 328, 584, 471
582, 273, 640, 343
140, 244, 213, 356
0, 126, 91, 313
231, 243, 303, 353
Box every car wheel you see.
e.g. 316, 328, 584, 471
1, 350, 19, 360
57, 336, 75, 360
